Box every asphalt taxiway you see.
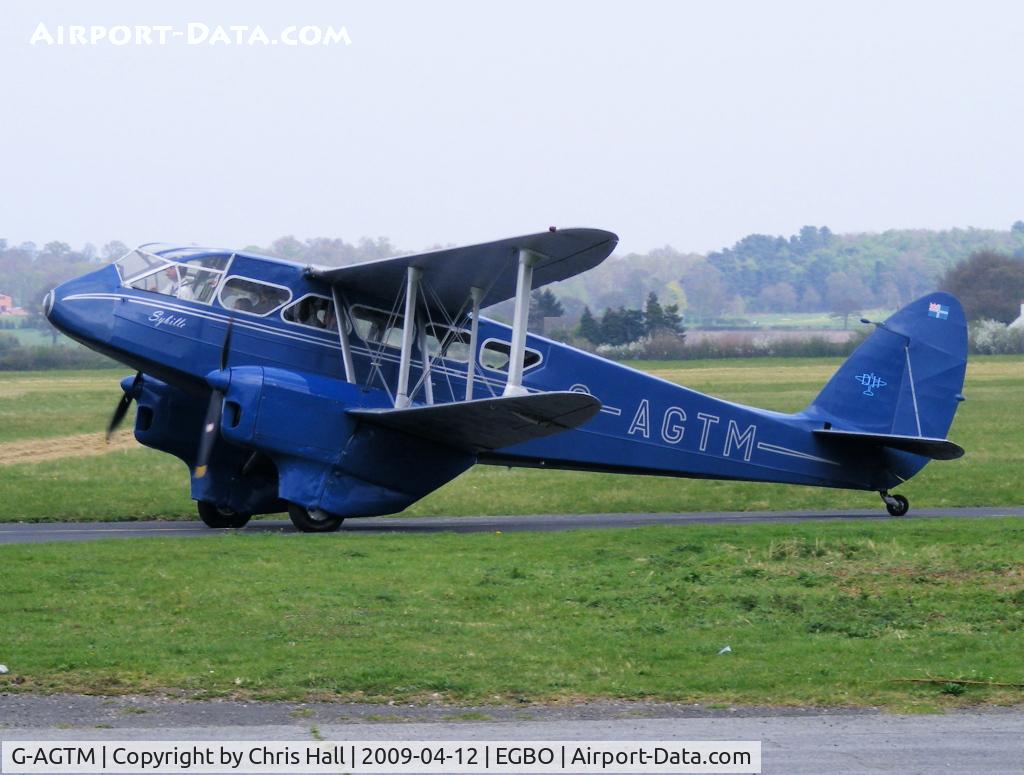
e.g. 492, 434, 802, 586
1, 696, 1022, 774
1, 507, 1022, 544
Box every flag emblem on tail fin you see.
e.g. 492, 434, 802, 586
855, 372, 887, 396
928, 302, 949, 320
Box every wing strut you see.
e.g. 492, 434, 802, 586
465, 286, 483, 400
395, 266, 421, 408
331, 285, 356, 384
415, 310, 434, 405
503, 249, 538, 397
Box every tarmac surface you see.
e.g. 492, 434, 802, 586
1, 506, 1023, 544
0, 696, 1022, 774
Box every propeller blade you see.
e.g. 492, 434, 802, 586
241, 450, 261, 476
195, 321, 234, 478
106, 396, 132, 440
106, 371, 143, 441
220, 318, 233, 371
194, 389, 223, 479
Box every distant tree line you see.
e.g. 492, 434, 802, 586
247, 235, 402, 266
3, 226, 1024, 367
577, 292, 684, 346
551, 223, 1024, 325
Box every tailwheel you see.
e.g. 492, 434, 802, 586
197, 501, 252, 528
880, 491, 910, 517
287, 502, 345, 533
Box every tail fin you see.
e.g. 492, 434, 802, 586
804, 292, 967, 440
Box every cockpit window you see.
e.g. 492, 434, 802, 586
181, 254, 231, 271
115, 248, 164, 280
128, 262, 224, 303
218, 277, 291, 316
119, 248, 231, 305
351, 306, 406, 348
159, 247, 213, 263
117, 248, 229, 280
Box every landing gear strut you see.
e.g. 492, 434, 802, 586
879, 491, 909, 517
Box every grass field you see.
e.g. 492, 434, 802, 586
0, 357, 1020, 522
1, 519, 1022, 709
0, 370, 130, 444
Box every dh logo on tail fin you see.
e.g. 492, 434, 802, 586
854, 372, 887, 397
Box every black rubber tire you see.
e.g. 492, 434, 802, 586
197, 501, 251, 528
886, 494, 909, 517
287, 502, 345, 533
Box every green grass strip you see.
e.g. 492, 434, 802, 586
1, 519, 1022, 710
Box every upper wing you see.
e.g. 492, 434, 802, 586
813, 428, 964, 460
348, 391, 601, 453
307, 228, 617, 316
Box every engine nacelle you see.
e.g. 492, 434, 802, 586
218, 367, 474, 517
129, 374, 281, 515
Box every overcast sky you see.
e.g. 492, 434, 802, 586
2, 0, 1022, 256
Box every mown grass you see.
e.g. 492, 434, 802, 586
0, 357, 1020, 522
0, 370, 128, 443
1, 519, 1022, 709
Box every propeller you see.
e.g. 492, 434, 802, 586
195, 319, 233, 479
219, 317, 233, 371
106, 371, 143, 440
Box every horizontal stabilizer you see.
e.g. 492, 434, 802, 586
349, 392, 601, 453
813, 428, 964, 460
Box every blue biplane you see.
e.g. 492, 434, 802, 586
45, 229, 966, 531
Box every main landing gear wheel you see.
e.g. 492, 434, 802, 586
880, 491, 910, 517
287, 502, 345, 533
197, 501, 252, 528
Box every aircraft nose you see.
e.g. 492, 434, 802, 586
47, 265, 120, 346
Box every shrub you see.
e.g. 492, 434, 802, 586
969, 320, 1024, 354
639, 332, 689, 360
595, 341, 646, 360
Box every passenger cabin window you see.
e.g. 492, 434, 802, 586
480, 340, 542, 372
424, 324, 470, 362
282, 295, 341, 331
351, 306, 405, 348
121, 250, 230, 304
218, 278, 291, 316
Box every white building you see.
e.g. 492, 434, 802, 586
1010, 302, 1024, 330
